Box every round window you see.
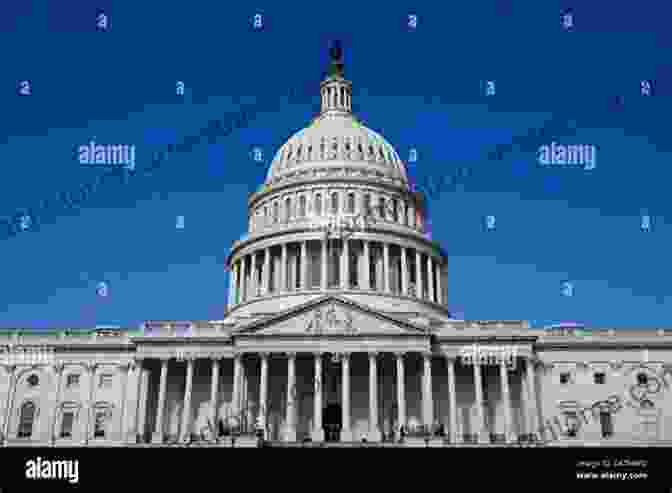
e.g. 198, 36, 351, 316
27, 374, 39, 387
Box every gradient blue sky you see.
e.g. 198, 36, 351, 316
0, 1, 670, 329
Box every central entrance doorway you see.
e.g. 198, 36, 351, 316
323, 403, 342, 442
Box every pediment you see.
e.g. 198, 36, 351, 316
236, 296, 427, 337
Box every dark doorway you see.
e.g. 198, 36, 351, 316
600, 411, 613, 438
323, 403, 342, 442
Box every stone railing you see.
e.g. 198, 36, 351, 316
238, 211, 427, 245
0, 330, 132, 346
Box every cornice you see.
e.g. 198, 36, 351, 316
249, 175, 414, 209
535, 341, 672, 350
224, 289, 450, 318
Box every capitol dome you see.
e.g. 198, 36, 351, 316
226, 42, 448, 319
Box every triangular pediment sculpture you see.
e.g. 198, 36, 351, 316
304, 302, 355, 334
235, 296, 427, 337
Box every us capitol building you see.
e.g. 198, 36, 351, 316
1, 45, 671, 448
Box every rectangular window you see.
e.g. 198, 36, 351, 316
600, 412, 613, 438
66, 374, 80, 388
94, 411, 107, 438
594, 372, 605, 384
560, 372, 571, 384
60, 412, 74, 438
99, 374, 113, 388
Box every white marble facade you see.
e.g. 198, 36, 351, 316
1, 47, 670, 447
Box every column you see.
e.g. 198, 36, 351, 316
153, 358, 169, 443
84, 363, 97, 445
1, 365, 16, 443
180, 358, 195, 442
415, 250, 422, 298
368, 352, 381, 441
251, 252, 258, 298
396, 352, 406, 438
363, 240, 371, 290
401, 247, 408, 296
341, 239, 349, 289
436, 260, 443, 305
499, 359, 514, 443
122, 361, 142, 444
339, 353, 351, 441
473, 358, 487, 443
300, 241, 308, 290
446, 357, 459, 443
383, 242, 391, 293
285, 352, 297, 442
422, 352, 434, 430
210, 358, 220, 438
118, 363, 131, 442
241, 256, 248, 302
427, 256, 435, 302
263, 248, 271, 294
321, 238, 328, 290
281, 243, 288, 292
233, 261, 240, 305
50, 363, 65, 445
312, 353, 324, 441
232, 354, 242, 424
526, 357, 538, 441
136, 363, 149, 443
241, 359, 248, 429
259, 353, 269, 439
228, 262, 236, 307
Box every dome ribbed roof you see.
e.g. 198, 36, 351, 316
265, 113, 408, 187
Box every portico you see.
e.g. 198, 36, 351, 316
135, 296, 540, 445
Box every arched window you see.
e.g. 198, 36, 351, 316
18, 401, 36, 438
347, 193, 355, 214
299, 195, 307, 217
391, 198, 398, 222
285, 197, 291, 222
60, 411, 75, 438
378, 197, 386, 219
315, 194, 322, 216
93, 404, 113, 439
273, 202, 279, 223
331, 192, 339, 214
363, 194, 371, 217
58, 402, 80, 439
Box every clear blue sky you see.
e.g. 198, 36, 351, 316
0, 1, 670, 329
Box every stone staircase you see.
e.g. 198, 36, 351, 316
121, 439, 672, 448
